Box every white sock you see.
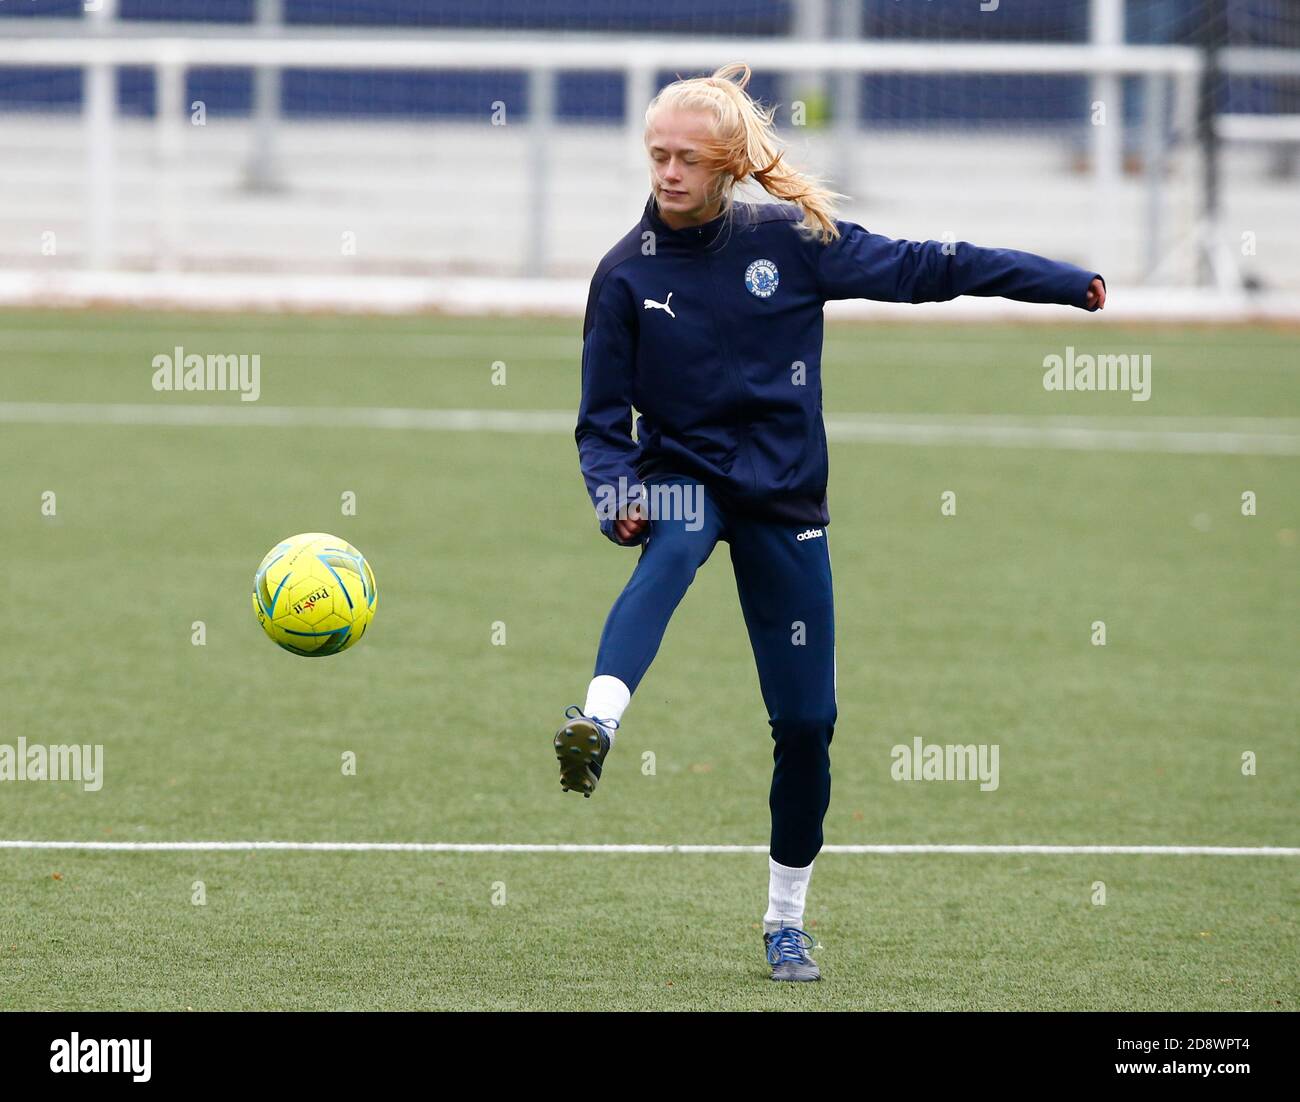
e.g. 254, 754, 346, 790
583, 674, 630, 744
763, 855, 814, 933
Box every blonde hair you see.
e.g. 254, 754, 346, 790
644, 62, 844, 243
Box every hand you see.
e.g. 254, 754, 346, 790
1086, 277, 1106, 311
614, 500, 648, 544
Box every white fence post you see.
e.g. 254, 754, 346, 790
790, 0, 830, 118
1090, 0, 1125, 281
155, 51, 188, 272
625, 61, 654, 182
832, 0, 863, 194
526, 66, 555, 277
1142, 71, 1167, 281
84, 0, 118, 270
247, 0, 284, 192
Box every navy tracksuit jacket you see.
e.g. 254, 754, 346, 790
576, 195, 1101, 866
576, 195, 1102, 544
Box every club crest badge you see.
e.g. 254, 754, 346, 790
744, 258, 779, 298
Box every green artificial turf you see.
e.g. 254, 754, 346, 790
0, 310, 1295, 1010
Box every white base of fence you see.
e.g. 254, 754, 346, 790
0, 269, 1297, 323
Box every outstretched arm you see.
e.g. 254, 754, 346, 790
817, 222, 1105, 312
576, 273, 649, 546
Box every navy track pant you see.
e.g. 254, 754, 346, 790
593, 476, 837, 867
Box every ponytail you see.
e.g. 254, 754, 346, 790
645, 62, 845, 243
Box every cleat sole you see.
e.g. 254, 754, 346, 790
554, 717, 609, 798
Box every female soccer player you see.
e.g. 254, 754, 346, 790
555, 63, 1106, 982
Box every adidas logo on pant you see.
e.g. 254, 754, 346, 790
796, 528, 825, 541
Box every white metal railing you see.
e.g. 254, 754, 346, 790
0, 18, 1295, 280
0, 32, 1205, 72
0, 31, 1205, 274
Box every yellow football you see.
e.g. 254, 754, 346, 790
252, 533, 377, 657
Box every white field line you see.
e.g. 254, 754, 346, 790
3, 402, 1300, 455
0, 330, 583, 360
0, 841, 1295, 856
2, 270, 1299, 322
825, 416, 1300, 455
0, 401, 574, 433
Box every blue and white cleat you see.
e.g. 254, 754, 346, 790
764, 927, 821, 982
554, 705, 617, 798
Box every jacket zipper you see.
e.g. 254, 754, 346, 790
701, 249, 760, 496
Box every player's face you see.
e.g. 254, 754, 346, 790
646, 108, 723, 228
